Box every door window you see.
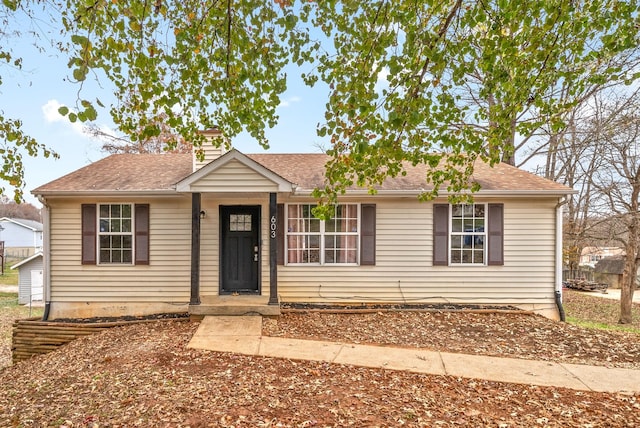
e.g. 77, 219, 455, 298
229, 214, 252, 231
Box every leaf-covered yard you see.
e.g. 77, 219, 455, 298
1, 290, 639, 426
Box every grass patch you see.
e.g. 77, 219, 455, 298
563, 289, 640, 333
0, 263, 18, 286
565, 317, 640, 334
0, 292, 42, 316
0, 292, 19, 308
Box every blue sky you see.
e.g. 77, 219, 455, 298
2, 29, 335, 206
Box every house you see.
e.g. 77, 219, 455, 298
32, 130, 574, 321
594, 255, 640, 289
579, 246, 625, 268
11, 252, 44, 304
0, 217, 43, 259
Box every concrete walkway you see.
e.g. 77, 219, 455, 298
577, 288, 640, 303
188, 316, 640, 394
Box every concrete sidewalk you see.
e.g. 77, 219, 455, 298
188, 316, 640, 394
577, 288, 640, 303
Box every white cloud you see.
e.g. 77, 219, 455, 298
41, 99, 92, 137
278, 96, 301, 109
42, 99, 67, 124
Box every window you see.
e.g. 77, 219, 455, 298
99, 204, 133, 264
433, 203, 503, 266
286, 204, 359, 265
230, 214, 252, 231
450, 204, 485, 264
82, 204, 149, 265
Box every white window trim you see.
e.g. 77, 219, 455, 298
448, 203, 487, 266
285, 203, 361, 266
96, 203, 135, 266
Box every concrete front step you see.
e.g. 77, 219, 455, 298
189, 295, 280, 317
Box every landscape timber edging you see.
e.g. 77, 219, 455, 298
11, 317, 188, 364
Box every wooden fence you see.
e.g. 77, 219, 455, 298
12, 318, 182, 364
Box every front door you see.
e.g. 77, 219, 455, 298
220, 205, 260, 294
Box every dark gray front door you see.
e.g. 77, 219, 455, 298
220, 206, 260, 294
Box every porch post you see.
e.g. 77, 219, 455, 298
269, 192, 279, 305
190, 192, 201, 305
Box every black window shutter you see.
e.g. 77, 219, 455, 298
487, 203, 504, 265
135, 204, 150, 265
81, 204, 97, 265
433, 204, 449, 266
276, 204, 284, 265
360, 204, 376, 265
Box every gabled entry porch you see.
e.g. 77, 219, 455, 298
185, 192, 282, 317
176, 149, 294, 317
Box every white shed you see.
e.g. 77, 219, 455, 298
11, 252, 44, 305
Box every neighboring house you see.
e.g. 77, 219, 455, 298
594, 255, 640, 289
32, 130, 574, 321
0, 217, 43, 259
579, 246, 625, 268
11, 252, 44, 304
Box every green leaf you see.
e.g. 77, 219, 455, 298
2, 0, 17, 11
72, 66, 88, 82
84, 105, 98, 121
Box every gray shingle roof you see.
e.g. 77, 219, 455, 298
32, 152, 573, 195
249, 153, 572, 193
33, 154, 193, 194
0, 218, 43, 231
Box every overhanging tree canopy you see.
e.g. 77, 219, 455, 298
2, 0, 639, 208
0, 1, 59, 201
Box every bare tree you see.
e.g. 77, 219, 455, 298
545, 103, 605, 276
84, 112, 193, 155
584, 91, 640, 324
83, 92, 193, 155
0, 196, 41, 221
455, 40, 640, 167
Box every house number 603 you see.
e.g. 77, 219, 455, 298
270, 215, 277, 238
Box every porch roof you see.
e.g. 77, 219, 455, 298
176, 150, 294, 193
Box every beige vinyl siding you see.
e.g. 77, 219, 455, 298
277, 198, 558, 306
47, 193, 559, 309
189, 160, 279, 193
48, 197, 192, 302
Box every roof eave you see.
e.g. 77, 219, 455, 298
11, 251, 43, 269
0, 217, 39, 231
291, 189, 576, 198
449, 189, 577, 197
32, 190, 182, 198
33, 187, 575, 199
